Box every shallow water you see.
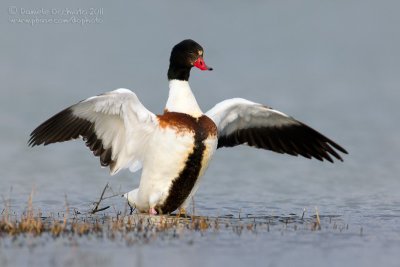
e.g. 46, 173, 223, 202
1, 1, 400, 266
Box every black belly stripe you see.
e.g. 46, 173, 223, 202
156, 127, 207, 214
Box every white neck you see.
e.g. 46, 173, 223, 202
165, 80, 203, 117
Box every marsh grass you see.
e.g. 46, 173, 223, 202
0, 192, 349, 245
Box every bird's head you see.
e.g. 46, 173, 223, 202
168, 39, 212, 80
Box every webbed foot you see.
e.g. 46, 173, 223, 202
149, 207, 157, 215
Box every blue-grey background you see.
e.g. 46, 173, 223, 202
1, 1, 399, 267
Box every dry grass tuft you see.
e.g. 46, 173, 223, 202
1, 194, 348, 245
311, 207, 322, 231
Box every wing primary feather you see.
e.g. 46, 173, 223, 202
216, 123, 346, 162
29, 108, 78, 146
324, 143, 343, 161
100, 149, 111, 166
208, 98, 347, 162
266, 129, 285, 153
253, 129, 268, 149
29, 89, 157, 174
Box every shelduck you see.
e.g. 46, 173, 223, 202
29, 39, 347, 215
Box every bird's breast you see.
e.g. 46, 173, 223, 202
153, 112, 218, 214
157, 111, 217, 137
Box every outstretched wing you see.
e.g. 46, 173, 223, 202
29, 88, 158, 174
206, 98, 347, 162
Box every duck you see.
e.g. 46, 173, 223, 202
29, 39, 347, 215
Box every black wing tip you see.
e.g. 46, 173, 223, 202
306, 151, 343, 163
27, 140, 36, 147
217, 123, 348, 163
325, 155, 343, 163
28, 106, 91, 148
26, 105, 117, 171
328, 141, 348, 155
316, 142, 347, 163
27, 133, 40, 147
326, 141, 348, 163
329, 143, 349, 163
27, 128, 53, 147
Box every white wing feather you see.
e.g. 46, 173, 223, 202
29, 88, 158, 175
72, 89, 157, 174
206, 98, 297, 136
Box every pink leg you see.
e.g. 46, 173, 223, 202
149, 207, 157, 215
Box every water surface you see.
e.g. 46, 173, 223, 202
1, 1, 399, 266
